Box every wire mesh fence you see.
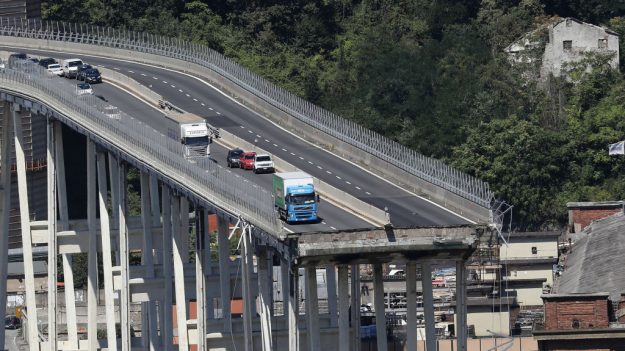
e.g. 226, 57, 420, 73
0, 17, 496, 209
0, 62, 282, 235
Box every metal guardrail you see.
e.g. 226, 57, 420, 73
0, 17, 495, 209
0, 62, 282, 235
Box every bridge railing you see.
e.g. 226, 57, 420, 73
0, 17, 495, 210
0, 63, 282, 235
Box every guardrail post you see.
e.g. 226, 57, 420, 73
97, 152, 117, 351
0, 102, 12, 350
47, 116, 58, 351
86, 138, 98, 351
12, 104, 39, 351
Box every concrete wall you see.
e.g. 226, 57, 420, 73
544, 18, 619, 76
465, 307, 510, 337
507, 265, 553, 284
502, 238, 558, 259
513, 285, 544, 306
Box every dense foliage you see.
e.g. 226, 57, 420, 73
41, 0, 625, 229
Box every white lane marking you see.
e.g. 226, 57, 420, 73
113, 67, 120, 70
290, 152, 295, 156
186, 94, 190, 97
201, 103, 205, 106
265, 139, 270, 143
336, 176, 342, 180
153, 76, 158, 80
282, 148, 287, 152
216, 112, 221, 115
128, 70, 134, 73
273, 143, 278, 147
356, 186, 361, 190
256, 134, 261, 138
171, 84, 176, 88
248, 130, 253, 134
308, 161, 313, 165
322, 221, 327, 224
317, 166, 322, 169
326, 171, 332, 174
209, 107, 213, 111
141, 73, 147, 76
346, 181, 351, 185
163, 80, 168, 84
193, 98, 198, 101
240, 126, 245, 128
178, 89, 183, 92
299, 157, 304, 160
330, 226, 337, 230
366, 191, 371, 195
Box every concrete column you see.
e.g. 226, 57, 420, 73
422, 261, 436, 351
195, 208, 207, 351
86, 139, 98, 351
179, 197, 189, 263
373, 263, 387, 351
54, 121, 78, 348
350, 264, 361, 351
326, 264, 338, 327
217, 215, 231, 332
406, 262, 417, 351
172, 195, 189, 351
288, 263, 299, 351
306, 265, 320, 351
337, 265, 350, 351
12, 105, 39, 351
456, 260, 467, 351
0, 103, 12, 350
97, 152, 117, 351
140, 171, 158, 350
241, 226, 254, 351
258, 249, 273, 351
118, 162, 131, 351
47, 118, 58, 351
280, 258, 289, 318
161, 188, 173, 350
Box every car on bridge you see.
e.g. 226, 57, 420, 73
240, 151, 256, 170
78, 68, 102, 84
76, 83, 93, 96
226, 148, 244, 168
46, 63, 63, 76
38, 57, 57, 68
253, 154, 274, 174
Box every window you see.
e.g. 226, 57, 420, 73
598, 38, 608, 49
566, 19, 572, 27
531, 246, 538, 255
563, 40, 572, 51
572, 319, 580, 329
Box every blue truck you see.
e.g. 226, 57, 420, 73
272, 172, 319, 223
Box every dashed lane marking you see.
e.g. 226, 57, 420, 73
193, 98, 198, 101
290, 152, 296, 156
256, 135, 261, 138
282, 148, 287, 152
330, 226, 337, 230
201, 103, 205, 106
185, 93, 190, 97
273, 143, 278, 147
209, 107, 213, 111
336, 176, 342, 180
346, 181, 351, 185
141, 73, 147, 76
240, 126, 245, 128
163, 81, 168, 84
265, 139, 270, 143
128, 70, 134, 73
113, 67, 120, 70
178, 89, 183, 92
171, 84, 176, 88
326, 171, 332, 174
308, 161, 313, 165
317, 166, 322, 169
153, 76, 158, 80
248, 130, 253, 134
366, 191, 371, 195
299, 157, 304, 160
355, 186, 361, 190
216, 112, 221, 115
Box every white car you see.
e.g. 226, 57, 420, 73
253, 154, 274, 174
76, 83, 93, 96
47, 63, 63, 76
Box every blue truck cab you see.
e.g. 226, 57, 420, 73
273, 172, 319, 223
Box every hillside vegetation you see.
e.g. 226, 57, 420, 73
42, 0, 625, 229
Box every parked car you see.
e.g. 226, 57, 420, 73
76, 83, 93, 95
46, 63, 63, 76
239, 151, 256, 170
38, 57, 57, 68
77, 68, 102, 83
253, 154, 274, 174
226, 148, 244, 168
4, 316, 20, 329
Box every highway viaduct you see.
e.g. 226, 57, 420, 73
0, 18, 502, 351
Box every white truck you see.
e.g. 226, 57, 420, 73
61, 58, 83, 79
164, 112, 219, 158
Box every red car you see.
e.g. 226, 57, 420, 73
240, 151, 256, 170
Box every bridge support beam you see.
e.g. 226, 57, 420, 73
422, 261, 436, 351
161, 187, 174, 351
337, 265, 350, 351
241, 225, 254, 351
55, 121, 78, 349
140, 171, 158, 350
288, 262, 299, 351
87, 139, 98, 351
350, 264, 360, 351
326, 264, 338, 327
405, 261, 417, 351
97, 152, 118, 351
306, 265, 320, 351
172, 195, 189, 351
217, 215, 231, 332
117, 160, 132, 351
47, 117, 58, 351
13, 105, 39, 351
258, 248, 273, 351
373, 263, 388, 351
195, 208, 208, 351
0, 103, 12, 350
456, 260, 468, 351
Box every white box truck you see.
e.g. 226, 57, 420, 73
164, 112, 219, 158
61, 58, 83, 78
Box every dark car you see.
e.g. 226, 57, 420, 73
226, 148, 244, 168
75, 64, 93, 80
26, 57, 39, 64
8, 53, 27, 68
78, 68, 102, 83
5, 316, 21, 329
38, 57, 57, 68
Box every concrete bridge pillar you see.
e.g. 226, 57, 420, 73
47, 116, 58, 351
117, 160, 132, 351
456, 260, 468, 351
337, 265, 350, 351
217, 214, 231, 333
0, 102, 12, 350
373, 263, 388, 351
86, 138, 98, 351
405, 261, 417, 351
241, 225, 254, 351
161, 186, 174, 350
172, 194, 189, 351
194, 207, 208, 351
350, 264, 361, 351
258, 248, 273, 351
288, 261, 300, 351
422, 261, 436, 351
